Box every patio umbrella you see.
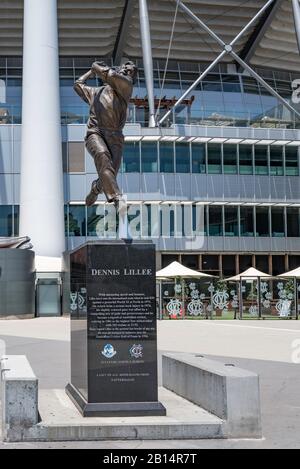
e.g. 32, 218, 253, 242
156, 261, 213, 320
156, 261, 213, 279
226, 267, 271, 318
226, 267, 271, 282
278, 267, 300, 318
279, 267, 300, 278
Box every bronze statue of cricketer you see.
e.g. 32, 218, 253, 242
74, 61, 138, 209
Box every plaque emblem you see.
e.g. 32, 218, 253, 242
101, 344, 117, 359
70, 293, 77, 311
129, 344, 143, 359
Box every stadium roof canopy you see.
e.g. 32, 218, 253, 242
1, 0, 299, 72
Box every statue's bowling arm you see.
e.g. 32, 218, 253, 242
92, 62, 132, 102
91, 62, 110, 81
73, 69, 95, 105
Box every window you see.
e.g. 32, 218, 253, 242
68, 142, 85, 173
202, 255, 219, 276
87, 205, 105, 237
287, 208, 300, 237
68, 205, 86, 237
270, 146, 283, 176
160, 143, 174, 173
192, 143, 206, 173
239, 255, 253, 272
239, 145, 253, 175
222, 255, 236, 277
223, 145, 237, 174
289, 255, 300, 270
255, 146, 268, 176
207, 144, 222, 174
141, 142, 158, 172
224, 206, 239, 236
0, 206, 13, 237
285, 146, 299, 176
182, 255, 198, 270
176, 143, 190, 173
162, 254, 179, 268
62, 142, 68, 172
14, 205, 19, 236
272, 256, 285, 276
256, 207, 270, 237
240, 207, 254, 237
209, 206, 223, 236
193, 204, 207, 236
271, 207, 285, 237
160, 205, 175, 237
256, 255, 269, 274
128, 204, 141, 238
123, 143, 140, 173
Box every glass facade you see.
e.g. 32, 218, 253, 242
123, 142, 140, 173
176, 143, 190, 173
1, 58, 299, 129
192, 143, 206, 174
0, 206, 19, 237
160, 143, 174, 173
1, 57, 300, 281
207, 144, 222, 174
224, 145, 238, 175
60, 140, 300, 177
62, 141, 297, 176
255, 146, 269, 176
65, 204, 300, 240
239, 145, 253, 175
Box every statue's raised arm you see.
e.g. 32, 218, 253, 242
91, 61, 136, 102
74, 69, 96, 105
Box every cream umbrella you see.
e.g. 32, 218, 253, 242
227, 267, 271, 282
156, 261, 213, 279
279, 267, 300, 278
279, 267, 300, 319
156, 262, 213, 320
226, 267, 271, 319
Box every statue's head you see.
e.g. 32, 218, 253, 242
121, 61, 138, 85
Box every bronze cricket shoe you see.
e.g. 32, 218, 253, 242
85, 180, 103, 207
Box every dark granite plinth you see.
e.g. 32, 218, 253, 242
66, 383, 166, 417
66, 240, 166, 417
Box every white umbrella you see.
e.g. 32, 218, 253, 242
279, 267, 300, 278
227, 267, 271, 282
156, 261, 213, 279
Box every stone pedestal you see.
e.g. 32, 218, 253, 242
66, 240, 166, 417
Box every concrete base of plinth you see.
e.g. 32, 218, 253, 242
8, 388, 224, 442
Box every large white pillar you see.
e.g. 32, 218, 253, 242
292, 0, 300, 55
20, 0, 65, 258
139, 0, 156, 128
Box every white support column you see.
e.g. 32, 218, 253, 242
139, 0, 156, 128
20, 0, 65, 259
292, 0, 300, 54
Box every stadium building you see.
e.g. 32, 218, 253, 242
0, 0, 300, 315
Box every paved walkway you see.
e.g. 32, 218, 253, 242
1, 318, 300, 449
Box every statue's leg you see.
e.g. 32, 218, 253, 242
86, 133, 121, 204
107, 135, 124, 176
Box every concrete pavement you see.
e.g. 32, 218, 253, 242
0, 318, 300, 449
